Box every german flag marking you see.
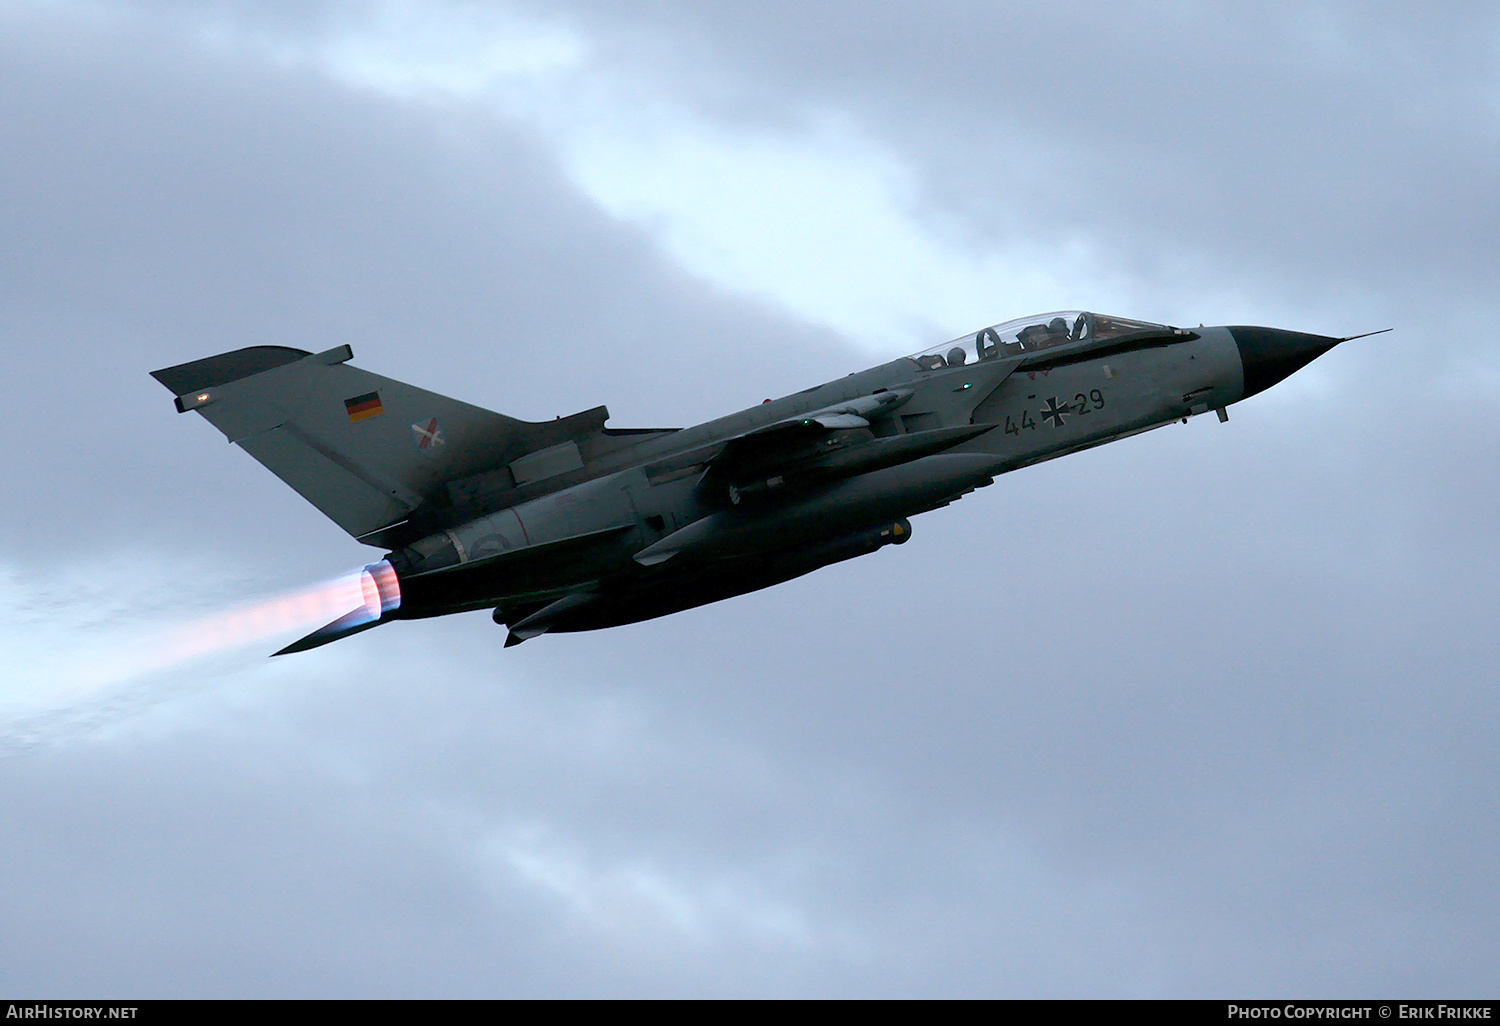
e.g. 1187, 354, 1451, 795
345, 391, 384, 422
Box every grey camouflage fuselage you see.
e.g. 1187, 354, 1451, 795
150, 312, 1359, 651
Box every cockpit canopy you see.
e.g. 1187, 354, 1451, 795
906, 311, 1175, 370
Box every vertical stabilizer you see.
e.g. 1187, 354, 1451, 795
151, 345, 609, 542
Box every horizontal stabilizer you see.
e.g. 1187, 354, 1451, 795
273, 606, 387, 656
502, 591, 598, 647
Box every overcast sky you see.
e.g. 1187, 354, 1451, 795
2, 0, 1497, 998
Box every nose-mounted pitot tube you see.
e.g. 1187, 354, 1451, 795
272, 559, 401, 656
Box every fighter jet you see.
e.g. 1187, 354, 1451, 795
151, 312, 1377, 652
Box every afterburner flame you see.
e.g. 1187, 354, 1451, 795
1, 563, 399, 742
154, 567, 383, 664
7, 564, 393, 708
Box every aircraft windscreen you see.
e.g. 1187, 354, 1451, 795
906, 311, 1173, 370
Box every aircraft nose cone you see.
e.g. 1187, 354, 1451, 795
1229, 326, 1343, 401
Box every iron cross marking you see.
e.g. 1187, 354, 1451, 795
1041, 397, 1069, 427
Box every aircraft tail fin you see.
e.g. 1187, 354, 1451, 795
151, 345, 610, 544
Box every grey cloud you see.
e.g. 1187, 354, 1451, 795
1, 0, 1497, 998
0, 4, 857, 569
518, 1, 1500, 316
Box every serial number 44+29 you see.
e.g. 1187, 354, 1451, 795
1005, 390, 1106, 433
